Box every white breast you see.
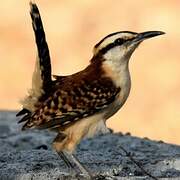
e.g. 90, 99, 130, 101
102, 48, 132, 120
103, 77, 131, 120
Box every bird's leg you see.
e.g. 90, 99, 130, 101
53, 133, 77, 175
65, 152, 92, 179
53, 133, 92, 178
57, 151, 74, 169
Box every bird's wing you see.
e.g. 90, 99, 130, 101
20, 75, 120, 130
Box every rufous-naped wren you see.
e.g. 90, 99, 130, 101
17, 2, 165, 178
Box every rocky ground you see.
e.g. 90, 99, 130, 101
0, 111, 180, 180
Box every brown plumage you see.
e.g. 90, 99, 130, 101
20, 58, 120, 131
17, 2, 165, 178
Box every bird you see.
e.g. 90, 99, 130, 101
16, 2, 165, 179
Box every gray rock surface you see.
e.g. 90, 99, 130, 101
0, 111, 180, 180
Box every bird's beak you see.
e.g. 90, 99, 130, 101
133, 31, 165, 43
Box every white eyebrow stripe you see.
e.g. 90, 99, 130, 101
93, 32, 137, 55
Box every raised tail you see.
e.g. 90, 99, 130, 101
17, 2, 52, 118
30, 1, 52, 92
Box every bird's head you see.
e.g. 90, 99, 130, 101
93, 31, 165, 63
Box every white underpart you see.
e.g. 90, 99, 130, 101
20, 55, 43, 111
104, 46, 131, 88
63, 113, 110, 152
102, 46, 133, 120
86, 119, 110, 137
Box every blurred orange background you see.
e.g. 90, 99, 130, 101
0, 0, 180, 144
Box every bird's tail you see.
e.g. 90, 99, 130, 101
30, 1, 52, 93
17, 2, 52, 116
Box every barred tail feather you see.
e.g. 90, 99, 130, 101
30, 1, 52, 92
18, 2, 52, 119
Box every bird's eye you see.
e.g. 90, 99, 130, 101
114, 38, 124, 45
